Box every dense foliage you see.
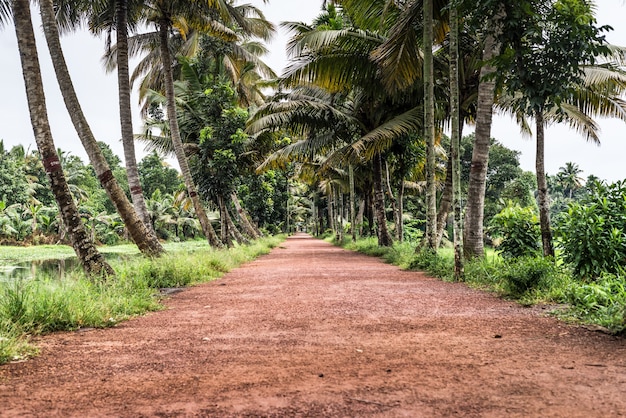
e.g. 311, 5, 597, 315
556, 180, 626, 280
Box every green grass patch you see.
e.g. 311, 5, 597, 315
0, 235, 284, 365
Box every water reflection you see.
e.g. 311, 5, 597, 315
0, 258, 82, 281
0, 254, 129, 281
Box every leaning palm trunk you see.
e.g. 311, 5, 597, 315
12, 0, 114, 277
230, 192, 261, 238
158, 19, 222, 248
535, 111, 554, 257
463, 25, 500, 259
115, 0, 154, 235
38, 0, 164, 257
224, 205, 248, 245
373, 153, 393, 246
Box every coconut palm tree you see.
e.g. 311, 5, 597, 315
83, 0, 155, 234
448, 1, 463, 279
128, 0, 274, 247
556, 162, 585, 199
37, 0, 164, 257
9, 0, 114, 276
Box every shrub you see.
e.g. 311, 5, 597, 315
488, 202, 541, 258
500, 256, 557, 297
555, 180, 626, 280
565, 273, 626, 333
408, 249, 454, 281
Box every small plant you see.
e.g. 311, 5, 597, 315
489, 202, 541, 258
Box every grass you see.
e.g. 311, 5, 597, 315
0, 235, 285, 365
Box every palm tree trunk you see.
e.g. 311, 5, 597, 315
115, 0, 154, 236
373, 153, 393, 246
463, 23, 500, 259
230, 192, 261, 238
38, 0, 163, 257
450, 4, 464, 280
535, 111, 554, 257
436, 124, 465, 248
357, 199, 365, 237
349, 164, 356, 242
158, 19, 222, 248
435, 144, 453, 248
385, 161, 400, 241
12, 0, 114, 277
338, 189, 344, 242
223, 203, 248, 245
423, 0, 437, 249
218, 195, 232, 247
397, 181, 405, 243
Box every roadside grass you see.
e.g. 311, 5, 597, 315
0, 235, 284, 365
336, 236, 625, 335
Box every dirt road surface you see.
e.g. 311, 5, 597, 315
1, 233, 625, 417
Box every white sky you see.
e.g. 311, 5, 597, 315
0, 1, 624, 181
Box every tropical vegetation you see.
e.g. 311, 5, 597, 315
1, 0, 626, 363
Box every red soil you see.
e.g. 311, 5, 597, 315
1, 233, 625, 417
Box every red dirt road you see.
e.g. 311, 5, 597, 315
1, 233, 625, 417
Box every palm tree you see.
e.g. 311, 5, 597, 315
85, 0, 155, 234
132, 0, 274, 247
10, 0, 114, 276
556, 162, 584, 199
423, 0, 437, 249
449, 1, 463, 279
38, 0, 164, 257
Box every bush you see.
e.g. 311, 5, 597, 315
408, 249, 454, 281
501, 256, 557, 297
488, 202, 541, 258
555, 180, 626, 280
565, 273, 626, 333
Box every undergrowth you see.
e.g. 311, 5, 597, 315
0, 235, 283, 365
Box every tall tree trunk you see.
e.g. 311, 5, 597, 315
357, 199, 365, 237
230, 192, 260, 239
38, 0, 163, 257
423, 0, 437, 249
535, 111, 554, 257
158, 20, 222, 248
450, 4, 464, 280
463, 23, 500, 259
435, 143, 453, 248
349, 165, 356, 242
338, 188, 344, 242
397, 181, 405, 243
373, 153, 393, 246
436, 124, 465, 247
385, 161, 400, 241
12, 0, 114, 277
115, 0, 154, 235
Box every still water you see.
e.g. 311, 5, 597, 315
0, 258, 83, 281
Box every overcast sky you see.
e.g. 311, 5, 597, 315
0, 1, 624, 181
